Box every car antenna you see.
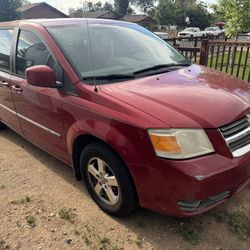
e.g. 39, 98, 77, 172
86, 18, 98, 92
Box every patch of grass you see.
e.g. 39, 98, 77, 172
0, 237, 10, 249
212, 207, 230, 223
211, 208, 250, 240
25, 215, 36, 227
134, 236, 143, 248
58, 208, 75, 223
11, 195, 31, 204
99, 236, 110, 244
229, 212, 250, 240
82, 233, 91, 245
99, 236, 110, 249
208, 51, 250, 82
73, 229, 80, 235
109, 245, 120, 250
171, 219, 201, 245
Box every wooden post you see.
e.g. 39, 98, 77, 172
173, 38, 176, 47
194, 37, 198, 47
199, 39, 209, 66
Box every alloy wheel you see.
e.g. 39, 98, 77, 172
87, 157, 120, 205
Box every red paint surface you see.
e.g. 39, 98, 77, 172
0, 19, 249, 217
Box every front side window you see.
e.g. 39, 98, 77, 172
184, 28, 195, 32
16, 30, 57, 76
48, 22, 189, 83
0, 29, 13, 70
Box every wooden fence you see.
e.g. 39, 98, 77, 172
164, 36, 250, 83
200, 40, 250, 83
164, 36, 224, 63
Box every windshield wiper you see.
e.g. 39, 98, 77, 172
133, 63, 190, 75
83, 73, 135, 81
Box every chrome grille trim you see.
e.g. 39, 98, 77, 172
219, 116, 250, 157
225, 126, 250, 144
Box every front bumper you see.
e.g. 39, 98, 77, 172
131, 152, 250, 217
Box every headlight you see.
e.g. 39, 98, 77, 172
148, 129, 214, 159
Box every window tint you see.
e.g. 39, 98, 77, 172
48, 25, 93, 77
16, 30, 57, 76
0, 29, 13, 70
48, 24, 188, 80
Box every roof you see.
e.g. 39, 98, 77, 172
120, 15, 154, 23
0, 18, 132, 28
17, 2, 68, 17
82, 11, 111, 19
17, 2, 41, 12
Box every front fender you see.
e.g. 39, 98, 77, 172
66, 119, 148, 166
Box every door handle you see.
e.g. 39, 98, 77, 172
12, 85, 23, 93
0, 81, 9, 87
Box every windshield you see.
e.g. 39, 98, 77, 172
205, 27, 214, 31
184, 28, 195, 32
48, 22, 189, 82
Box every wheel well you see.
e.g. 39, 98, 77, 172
72, 135, 134, 184
72, 134, 139, 203
72, 134, 101, 180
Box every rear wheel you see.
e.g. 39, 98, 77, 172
80, 142, 138, 217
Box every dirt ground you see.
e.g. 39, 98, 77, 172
0, 128, 249, 250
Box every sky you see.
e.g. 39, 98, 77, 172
29, 0, 219, 14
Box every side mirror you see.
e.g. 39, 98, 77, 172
25, 65, 60, 88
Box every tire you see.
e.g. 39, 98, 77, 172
80, 142, 138, 217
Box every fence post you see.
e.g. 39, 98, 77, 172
173, 38, 176, 47
199, 39, 209, 66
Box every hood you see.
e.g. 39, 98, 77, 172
100, 65, 250, 128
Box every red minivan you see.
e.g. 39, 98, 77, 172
0, 19, 249, 217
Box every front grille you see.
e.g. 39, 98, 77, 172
219, 116, 250, 157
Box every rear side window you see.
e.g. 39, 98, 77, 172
16, 30, 57, 76
0, 29, 13, 70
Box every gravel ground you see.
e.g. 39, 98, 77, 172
0, 128, 249, 250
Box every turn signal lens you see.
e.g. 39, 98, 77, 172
149, 134, 181, 153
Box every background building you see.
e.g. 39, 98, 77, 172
18, 2, 68, 19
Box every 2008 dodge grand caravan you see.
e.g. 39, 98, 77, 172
0, 18, 249, 217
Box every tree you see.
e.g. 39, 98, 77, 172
114, 0, 156, 15
114, 0, 129, 15
154, 0, 177, 25
103, 2, 113, 11
152, 0, 211, 29
21, 0, 30, 4
70, 1, 113, 16
0, 0, 22, 21
217, 0, 250, 36
131, 0, 156, 13
210, 3, 226, 23
185, 2, 211, 29
68, 7, 83, 17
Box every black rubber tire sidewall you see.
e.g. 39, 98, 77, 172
0, 122, 6, 129
80, 142, 138, 217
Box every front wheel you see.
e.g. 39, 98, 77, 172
80, 142, 138, 217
